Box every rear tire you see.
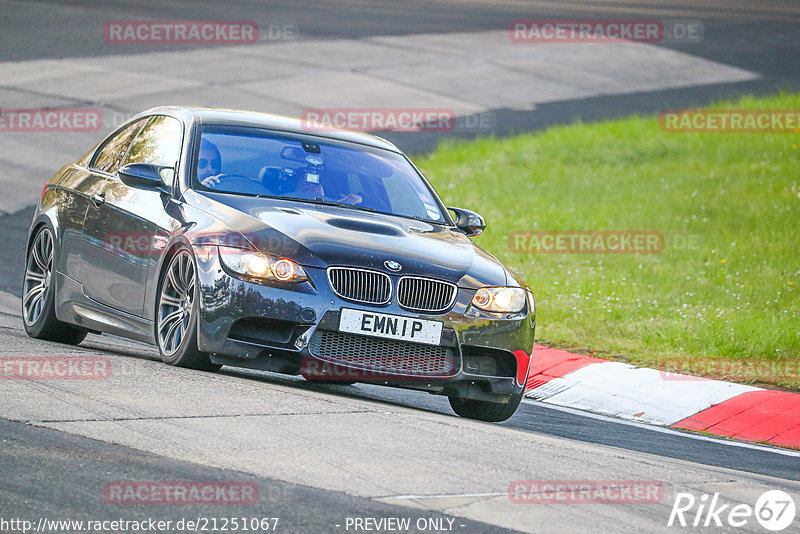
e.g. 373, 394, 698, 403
449, 392, 523, 422
22, 226, 87, 344
156, 247, 220, 372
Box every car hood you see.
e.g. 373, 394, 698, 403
188, 192, 510, 288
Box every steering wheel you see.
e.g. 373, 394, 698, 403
335, 193, 364, 206
205, 174, 273, 195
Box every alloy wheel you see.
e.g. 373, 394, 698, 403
23, 228, 54, 326
158, 250, 196, 356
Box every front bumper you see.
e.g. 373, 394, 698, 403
195, 250, 536, 402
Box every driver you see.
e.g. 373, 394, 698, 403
291, 172, 362, 205
198, 140, 360, 206
320, 170, 362, 205
198, 139, 224, 187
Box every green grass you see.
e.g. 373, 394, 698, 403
416, 93, 800, 389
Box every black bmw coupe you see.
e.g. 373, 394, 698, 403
22, 106, 535, 422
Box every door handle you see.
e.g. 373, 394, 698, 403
91, 193, 105, 206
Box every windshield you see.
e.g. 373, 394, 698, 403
193, 126, 447, 223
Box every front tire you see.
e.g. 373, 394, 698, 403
22, 226, 87, 344
156, 247, 220, 372
449, 392, 523, 422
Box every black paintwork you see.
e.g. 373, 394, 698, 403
27, 106, 536, 403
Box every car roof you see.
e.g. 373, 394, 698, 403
133, 106, 401, 153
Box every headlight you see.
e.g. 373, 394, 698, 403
471, 287, 527, 313
218, 246, 308, 282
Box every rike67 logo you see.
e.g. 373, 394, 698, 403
668, 490, 796, 531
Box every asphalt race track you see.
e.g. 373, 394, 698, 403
1, 1, 799, 533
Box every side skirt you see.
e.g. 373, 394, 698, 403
55, 271, 155, 344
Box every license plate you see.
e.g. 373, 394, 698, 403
339, 308, 443, 346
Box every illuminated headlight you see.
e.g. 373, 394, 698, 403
218, 246, 307, 282
471, 287, 527, 313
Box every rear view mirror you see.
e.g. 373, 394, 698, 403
280, 146, 307, 162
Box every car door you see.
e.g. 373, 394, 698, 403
68, 119, 147, 282
80, 115, 182, 317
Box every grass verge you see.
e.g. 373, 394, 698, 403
416, 93, 800, 390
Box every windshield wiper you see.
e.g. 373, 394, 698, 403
271, 196, 377, 213
410, 214, 446, 225
260, 195, 446, 223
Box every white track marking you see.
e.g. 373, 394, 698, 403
523, 399, 800, 458
527, 361, 760, 425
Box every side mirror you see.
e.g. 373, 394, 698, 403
448, 207, 486, 237
119, 163, 172, 193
